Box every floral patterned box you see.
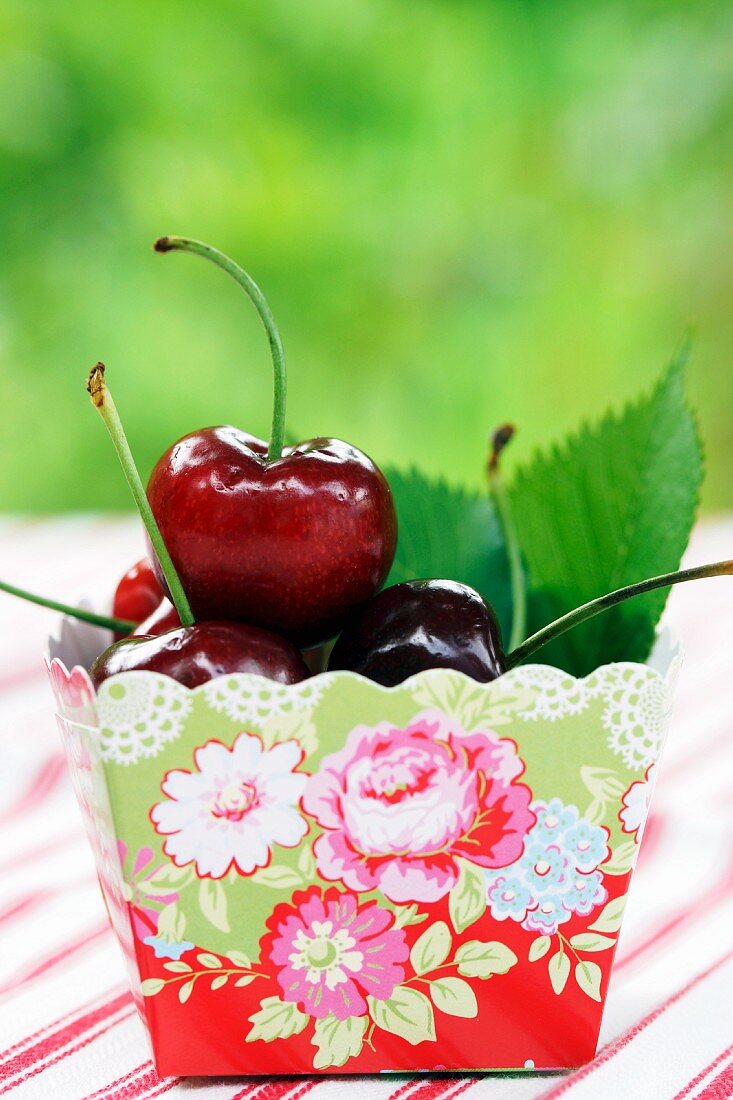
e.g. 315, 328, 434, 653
47, 618, 678, 1077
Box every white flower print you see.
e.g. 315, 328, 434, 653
151, 733, 308, 878
590, 666, 671, 772
97, 673, 192, 765
201, 675, 324, 726
289, 919, 364, 993
503, 666, 590, 722
619, 764, 656, 840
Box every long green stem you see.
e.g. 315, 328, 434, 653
488, 425, 526, 652
154, 235, 287, 462
507, 558, 733, 668
87, 364, 195, 626
0, 579, 134, 633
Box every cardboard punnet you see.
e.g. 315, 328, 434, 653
47, 616, 679, 1076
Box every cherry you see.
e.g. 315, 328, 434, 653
90, 621, 311, 690
113, 559, 165, 633
327, 579, 506, 686
147, 237, 396, 647
131, 598, 180, 637
147, 428, 396, 646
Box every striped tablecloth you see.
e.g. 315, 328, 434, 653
0, 517, 731, 1100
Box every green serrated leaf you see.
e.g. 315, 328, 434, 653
455, 939, 518, 978
198, 879, 229, 932
548, 950, 570, 995
140, 977, 165, 996
197, 952, 222, 969
575, 960, 603, 1001
589, 897, 626, 933
429, 977, 478, 1018
369, 987, 436, 1046
448, 861, 487, 934
508, 355, 703, 674
528, 936, 551, 962
569, 933, 616, 952
385, 467, 513, 638
311, 1014, 368, 1069
410, 921, 451, 975
246, 997, 309, 1043
252, 865, 303, 889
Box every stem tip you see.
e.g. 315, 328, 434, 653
86, 363, 106, 409
153, 236, 173, 253
488, 423, 516, 474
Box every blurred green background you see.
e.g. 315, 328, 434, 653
1, 0, 732, 511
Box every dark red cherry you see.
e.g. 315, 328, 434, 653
131, 598, 181, 637
146, 428, 397, 647
113, 559, 164, 626
327, 579, 506, 686
90, 621, 311, 690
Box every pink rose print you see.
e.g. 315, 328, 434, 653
151, 733, 308, 878
619, 764, 656, 840
303, 709, 535, 903
262, 887, 408, 1019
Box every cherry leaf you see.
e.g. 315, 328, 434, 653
385, 467, 513, 638
508, 352, 702, 674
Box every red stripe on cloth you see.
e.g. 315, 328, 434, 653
634, 809, 664, 868
695, 1060, 733, 1100
386, 1079, 425, 1100
0, 987, 126, 1063
82, 1064, 155, 1100
0, 992, 131, 1084
230, 1080, 319, 1100
0, 755, 66, 825
615, 859, 733, 973
0, 664, 48, 694
83, 1063, 182, 1100
0, 877, 97, 932
0, 1006, 133, 1095
0, 922, 109, 997
0, 894, 45, 927
537, 945, 733, 1098
673, 1044, 733, 1099
389, 1078, 478, 1100
0, 829, 82, 875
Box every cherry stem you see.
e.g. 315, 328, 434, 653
0, 579, 135, 633
154, 235, 287, 463
506, 558, 733, 668
86, 363, 195, 627
487, 424, 526, 653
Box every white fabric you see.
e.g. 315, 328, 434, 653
0, 518, 731, 1100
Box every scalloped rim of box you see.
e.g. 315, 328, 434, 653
46, 610, 682, 710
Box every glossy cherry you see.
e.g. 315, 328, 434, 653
112, 558, 164, 626
327, 579, 506, 686
147, 428, 396, 647
147, 237, 396, 648
131, 597, 180, 637
90, 621, 311, 690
